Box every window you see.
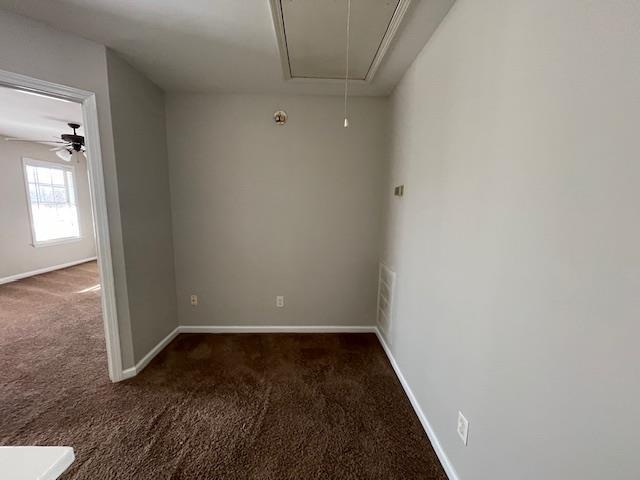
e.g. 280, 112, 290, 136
23, 159, 81, 246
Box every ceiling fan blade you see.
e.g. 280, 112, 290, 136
5, 138, 66, 144
50, 145, 71, 151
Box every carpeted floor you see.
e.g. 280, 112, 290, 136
0, 261, 448, 479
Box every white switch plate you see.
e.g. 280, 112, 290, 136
276, 296, 284, 308
190, 294, 198, 306
457, 411, 469, 446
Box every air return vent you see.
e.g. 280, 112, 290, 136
377, 263, 396, 342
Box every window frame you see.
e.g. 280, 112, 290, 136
22, 157, 83, 248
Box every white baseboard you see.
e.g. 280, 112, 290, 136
121, 326, 179, 379
374, 329, 460, 480
117, 323, 459, 480
122, 325, 375, 378
178, 325, 377, 334
120, 366, 136, 380
0, 257, 97, 285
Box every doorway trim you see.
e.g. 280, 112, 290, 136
0, 68, 124, 382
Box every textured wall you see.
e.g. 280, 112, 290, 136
382, 1, 640, 479
106, 50, 178, 363
166, 94, 387, 328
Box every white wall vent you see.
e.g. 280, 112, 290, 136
377, 263, 396, 342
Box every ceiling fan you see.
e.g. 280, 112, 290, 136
4, 122, 85, 162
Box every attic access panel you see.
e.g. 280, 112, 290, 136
271, 0, 411, 82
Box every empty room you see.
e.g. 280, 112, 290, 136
0, 1, 638, 479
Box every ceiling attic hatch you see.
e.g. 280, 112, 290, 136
270, 0, 412, 82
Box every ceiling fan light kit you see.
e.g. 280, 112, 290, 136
5, 122, 86, 162
56, 149, 72, 162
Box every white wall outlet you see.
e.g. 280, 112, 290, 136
276, 296, 284, 308
457, 411, 469, 446
190, 294, 198, 306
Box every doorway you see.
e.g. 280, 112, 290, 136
0, 69, 123, 381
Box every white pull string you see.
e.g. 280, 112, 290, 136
343, 0, 351, 128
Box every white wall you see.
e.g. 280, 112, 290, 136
0, 141, 96, 280
106, 50, 178, 363
382, 1, 640, 479
166, 94, 387, 327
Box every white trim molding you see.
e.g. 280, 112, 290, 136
113, 321, 459, 480
178, 325, 377, 334
0, 68, 124, 383
121, 326, 180, 380
124, 325, 376, 377
374, 328, 460, 480
0, 257, 97, 285
268, 0, 412, 84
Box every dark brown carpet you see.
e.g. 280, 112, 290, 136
0, 262, 448, 479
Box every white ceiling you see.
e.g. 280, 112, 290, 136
0, 0, 455, 96
0, 85, 83, 144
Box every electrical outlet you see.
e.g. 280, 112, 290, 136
276, 296, 284, 308
190, 294, 198, 306
457, 411, 469, 446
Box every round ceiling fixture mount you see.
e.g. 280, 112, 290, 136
274, 110, 288, 125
